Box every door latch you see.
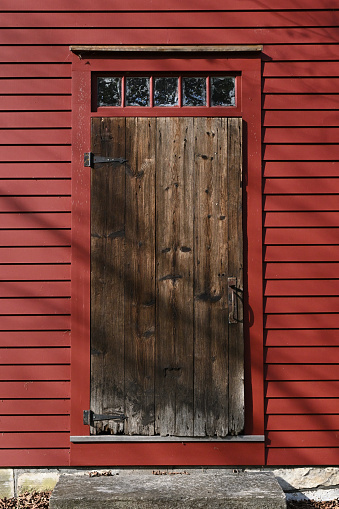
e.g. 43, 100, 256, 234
83, 410, 126, 426
228, 277, 238, 324
84, 152, 127, 168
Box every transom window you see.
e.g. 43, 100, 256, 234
97, 75, 236, 108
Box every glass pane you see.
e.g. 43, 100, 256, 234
211, 77, 236, 106
154, 77, 178, 106
125, 77, 150, 106
97, 77, 121, 107
182, 77, 206, 106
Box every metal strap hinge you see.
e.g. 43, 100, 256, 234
84, 152, 127, 168
83, 410, 126, 426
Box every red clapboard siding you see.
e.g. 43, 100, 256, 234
0, 213, 71, 229
264, 195, 339, 212
4, 11, 339, 29
0, 433, 70, 449
265, 262, 339, 279
263, 61, 339, 77
264, 228, 339, 245
0, 297, 70, 315
266, 415, 339, 431
0, 315, 71, 330
0, 79, 70, 95
267, 448, 339, 466
0, 64, 70, 78
265, 296, 339, 313
263, 111, 339, 127
264, 96, 339, 111
264, 179, 339, 194
0, 449, 69, 467
265, 314, 339, 329
0, 163, 71, 179
0, 198, 71, 214
0, 381, 70, 399
0, 348, 70, 364
265, 365, 339, 381
0, 46, 70, 62
264, 44, 339, 61
0, 247, 71, 264
264, 145, 339, 161
265, 347, 339, 364
0, 331, 70, 347
0, 96, 71, 111
265, 329, 339, 347
265, 280, 339, 296
265, 246, 339, 262
1, 130, 71, 145
266, 398, 339, 415
0, 146, 71, 161
264, 212, 339, 227
264, 162, 339, 178
263, 78, 339, 94
2, 0, 337, 10
0, 399, 70, 415
0, 113, 71, 129
0, 416, 69, 432
0, 282, 71, 298
0, 365, 70, 381
266, 431, 339, 448
2, 28, 339, 46
264, 128, 339, 144
0, 180, 70, 195
0, 229, 71, 245
0, 265, 71, 281
267, 381, 339, 398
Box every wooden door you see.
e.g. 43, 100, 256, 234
90, 117, 243, 437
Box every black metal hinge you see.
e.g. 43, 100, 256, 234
83, 410, 126, 426
84, 152, 127, 168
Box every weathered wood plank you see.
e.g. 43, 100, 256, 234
124, 118, 156, 435
90, 117, 126, 435
155, 117, 194, 437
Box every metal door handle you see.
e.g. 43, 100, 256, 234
228, 277, 237, 324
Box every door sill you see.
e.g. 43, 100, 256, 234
70, 435, 264, 443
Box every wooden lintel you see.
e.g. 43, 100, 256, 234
70, 44, 263, 54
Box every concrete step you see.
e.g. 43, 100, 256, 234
50, 470, 287, 509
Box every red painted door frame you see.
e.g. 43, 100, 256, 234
70, 50, 264, 466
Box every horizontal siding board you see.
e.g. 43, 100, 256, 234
0, 331, 71, 347
266, 398, 339, 415
265, 296, 339, 313
0, 113, 71, 129
0, 180, 70, 195
0, 433, 70, 449
0, 64, 71, 78
0, 365, 70, 381
0, 265, 71, 281
0, 96, 71, 111
265, 364, 339, 380
263, 96, 339, 111
0, 348, 70, 364
1, 28, 339, 45
0, 163, 71, 179
0, 315, 71, 330
263, 78, 339, 94
264, 212, 339, 227
265, 246, 339, 262
266, 414, 339, 431
1, 130, 71, 145
264, 179, 339, 194
0, 282, 71, 298
264, 195, 339, 212
0, 213, 71, 229
0, 146, 71, 161
265, 314, 339, 329
263, 61, 339, 77
263, 111, 339, 127
264, 228, 339, 245
265, 329, 339, 347
4, 12, 339, 28
265, 347, 339, 364
0, 297, 70, 315
267, 448, 339, 466
264, 162, 339, 178
265, 280, 339, 296
264, 44, 339, 61
266, 431, 339, 448
0, 381, 70, 398
0, 199, 71, 214
0, 399, 70, 414
0, 46, 70, 62
266, 381, 339, 398
265, 262, 339, 279
0, 79, 71, 95
263, 144, 339, 161
0, 449, 69, 467
0, 247, 71, 264
0, 415, 69, 432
